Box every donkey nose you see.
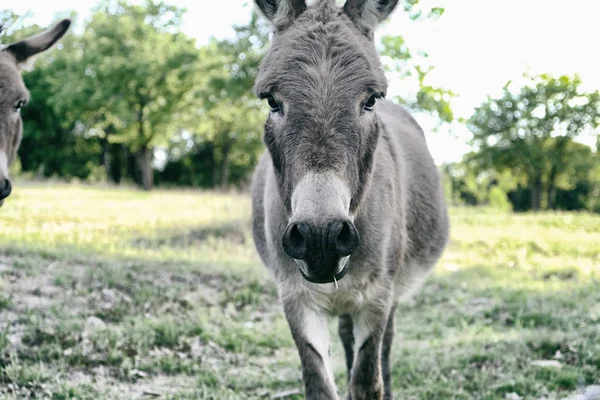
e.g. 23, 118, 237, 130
333, 220, 360, 257
282, 220, 359, 260
0, 179, 11, 201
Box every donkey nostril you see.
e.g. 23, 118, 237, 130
289, 225, 304, 250
338, 223, 351, 243
282, 223, 309, 260
335, 221, 359, 257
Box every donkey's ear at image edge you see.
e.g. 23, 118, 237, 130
5, 18, 71, 71
254, 0, 307, 30
343, 0, 400, 34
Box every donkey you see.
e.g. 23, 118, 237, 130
0, 18, 71, 207
251, 0, 449, 399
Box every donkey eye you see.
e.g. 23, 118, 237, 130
363, 95, 378, 111
264, 95, 281, 113
14, 100, 26, 112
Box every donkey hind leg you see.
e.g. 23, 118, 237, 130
349, 307, 391, 400
381, 304, 397, 400
338, 314, 355, 399
283, 300, 338, 400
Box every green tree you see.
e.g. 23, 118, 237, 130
54, 0, 200, 190
4, 1, 458, 189
165, 13, 269, 189
380, 35, 454, 123
379, 3, 454, 123
468, 73, 600, 210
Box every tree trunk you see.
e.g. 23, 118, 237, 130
212, 163, 220, 188
530, 175, 542, 211
547, 186, 557, 210
136, 146, 154, 191
211, 141, 232, 190
101, 125, 114, 182
547, 138, 568, 210
127, 150, 141, 185
108, 143, 124, 184
134, 99, 153, 190
547, 164, 558, 210
101, 137, 110, 180
219, 146, 231, 190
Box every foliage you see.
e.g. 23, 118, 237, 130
53, 0, 200, 190
158, 13, 269, 188
378, 1, 454, 123
2, 0, 456, 190
468, 73, 600, 211
380, 35, 454, 123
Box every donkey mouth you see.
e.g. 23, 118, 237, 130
294, 257, 350, 284
299, 264, 349, 284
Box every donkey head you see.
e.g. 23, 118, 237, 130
254, 0, 398, 283
0, 18, 71, 207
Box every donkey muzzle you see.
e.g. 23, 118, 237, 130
0, 179, 11, 206
282, 219, 359, 284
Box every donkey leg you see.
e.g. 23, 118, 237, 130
349, 307, 390, 400
339, 314, 355, 381
283, 299, 338, 400
338, 314, 355, 400
381, 304, 397, 400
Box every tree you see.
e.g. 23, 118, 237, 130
163, 13, 269, 189
53, 0, 201, 190
3, 1, 458, 190
468, 73, 600, 210
379, 3, 454, 123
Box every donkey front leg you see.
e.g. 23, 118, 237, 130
283, 299, 338, 400
350, 307, 391, 400
381, 304, 397, 400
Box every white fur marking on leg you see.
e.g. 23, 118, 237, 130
352, 311, 372, 367
303, 307, 337, 391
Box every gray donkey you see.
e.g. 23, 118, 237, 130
0, 18, 71, 207
251, 0, 449, 399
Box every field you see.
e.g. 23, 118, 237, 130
1, 183, 599, 399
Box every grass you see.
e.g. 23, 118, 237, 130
1, 182, 599, 399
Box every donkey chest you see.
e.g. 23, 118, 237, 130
298, 275, 384, 316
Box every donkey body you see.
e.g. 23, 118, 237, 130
251, 1, 448, 399
0, 18, 70, 206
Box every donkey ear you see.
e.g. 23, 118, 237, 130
343, 0, 399, 35
5, 18, 71, 71
254, 0, 307, 30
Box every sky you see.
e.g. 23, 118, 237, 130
6, 0, 600, 164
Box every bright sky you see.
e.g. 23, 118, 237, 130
7, 0, 600, 164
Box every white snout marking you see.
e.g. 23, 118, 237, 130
290, 172, 354, 280
290, 171, 352, 220
0, 151, 9, 180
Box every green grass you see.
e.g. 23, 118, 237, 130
1, 182, 599, 399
